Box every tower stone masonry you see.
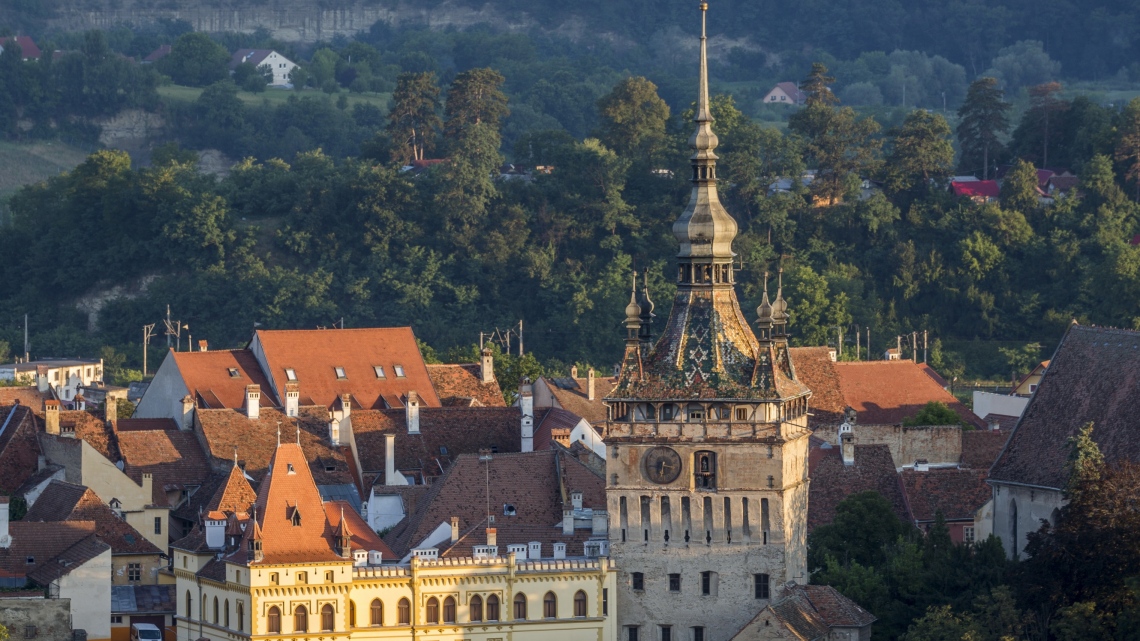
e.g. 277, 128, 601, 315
604, 4, 813, 641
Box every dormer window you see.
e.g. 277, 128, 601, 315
373, 366, 386, 378
26, 556, 34, 565
287, 463, 296, 474
334, 367, 347, 380
393, 365, 406, 378
290, 508, 301, 526
285, 368, 297, 381
687, 404, 705, 422
228, 368, 241, 378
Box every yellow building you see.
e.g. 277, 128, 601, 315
173, 440, 617, 640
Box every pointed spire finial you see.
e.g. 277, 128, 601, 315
234, 447, 239, 468
296, 425, 301, 445
276, 421, 281, 446
697, 2, 711, 125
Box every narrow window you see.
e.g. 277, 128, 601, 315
603, 588, 609, 614
371, 599, 383, 626
761, 498, 770, 545
267, 606, 281, 633
701, 571, 711, 596
293, 604, 308, 632
669, 573, 681, 592
661, 625, 673, 641
224, 599, 230, 627
487, 594, 500, 621
641, 496, 651, 542
213, 597, 218, 623
695, 451, 716, 489
755, 574, 770, 599
269, 572, 279, 585
627, 626, 640, 641
632, 572, 645, 591
426, 597, 439, 624
543, 592, 557, 618
735, 407, 748, 421
514, 593, 528, 620
349, 601, 356, 627
374, 365, 386, 378
620, 496, 628, 542
574, 590, 587, 617
237, 601, 244, 631
470, 595, 483, 622
325, 570, 333, 583
693, 627, 705, 641
724, 497, 733, 543
703, 497, 713, 544
394, 365, 406, 377
398, 598, 410, 625
185, 591, 192, 618
296, 571, 307, 584
742, 498, 751, 538
322, 604, 334, 631
681, 496, 692, 543
443, 596, 456, 623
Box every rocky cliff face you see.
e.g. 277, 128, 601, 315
47, 0, 537, 43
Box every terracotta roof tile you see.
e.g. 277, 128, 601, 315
324, 500, 392, 557
832, 361, 982, 428
767, 590, 830, 640
796, 584, 876, 628
807, 444, 908, 530
0, 387, 50, 407
990, 325, 1140, 488
0, 405, 40, 493
427, 364, 505, 407
56, 410, 120, 461
789, 348, 844, 424
25, 481, 162, 555
253, 327, 441, 410
115, 426, 212, 507
172, 349, 277, 409
113, 418, 179, 431
209, 465, 257, 516
960, 429, 1010, 469
900, 468, 990, 523
350, 408, 526, 484
546, 376, 616, 425
0, 520, 97, 581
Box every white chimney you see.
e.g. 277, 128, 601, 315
571, 365, 578, 378
528, 541, 541, 559
205, 515, 225, 550
406, 391, 420, 434
592, 510, 608, 536
44, 400, 60, 435
339, 393, 352, 419
384, 433, 403, 485
841, 433, 855, 466
329, 418, 341, 447
587, 368, 596, 401
353, 549, 368, 566
571, 490, 583, 510
450, 517, 460, 544
520, 380, 534, 453
285, 382, 299, 418
563, 509, 574, 535
36, 365, 48, 393
245, 385, 260, 420
0, 496, 10, 548
553, 542, 566, 559
198, 340, 208, 352
481, 348, 495, 384
180, 395, 194, 431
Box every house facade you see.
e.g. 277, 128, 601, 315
762, 82, 806, 106
230, 49, 298, 86
0, 358, 103, 404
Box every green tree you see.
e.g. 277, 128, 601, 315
386, 72, 441, 163
308, 48, 339, 90
1064, 422, 1103, 497
794, 106, 882, 206
443, 67, 509, 141
999, 159, 1039, 214
808, 491, 913, 570
160, 32, 230, 87
596, 76, 670, 162
785, 263, 851, 346
956, 78, 1011, 179
1115, 98, 1140, 201
800, 62, 838, 107
997, 342, 1041, 380
902, 401, 962, 426
1028, 81, 1065, 168
884, 110, 955, 196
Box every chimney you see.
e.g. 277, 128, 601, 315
520, 379, 534, 453
592, 510, 608, 536
486, 527, 497, 547
245, 384, 260, 420
329, 418, 341, 447
384, 433, 401, 485
44, 399, 60, 435
571, 490, 583, 510
480, 348, 495, 384
205, 514, 226, 550
450, 517, 460, 544
571, 365, 578, 378
841, 432, 855, 466
587, 368, 596, 401
562, 509, 574, 535
285, 382, 299, 418
987, 416, 1000, 431
0, 496, 9, 548
104, 394, 118, 426
339, 393, 352, 419
180, 396, 194, 431
198, 340, 208, 352
406, 390, 420, 434
36, 365, 48, 393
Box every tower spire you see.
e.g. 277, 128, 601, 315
697, 2, 711, 125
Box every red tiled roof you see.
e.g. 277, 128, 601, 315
253, 328, 441, 410
0, 36, 41, 59
960, 429, 1010, 469
900, 468, 990, 523
25, 481, 163, 555
544, 376, 616, 425
350, 407, 528, 484
0, 387, 50, 407
919, 363, 948, 388
0, 520, 97, 580
796, 585, 876, 628
114, 418, 178, 431
115, 425, 211, 507
172, 349, 277, 409
324, 500, 392, 557
209, 464, 257, 517
0, 405, 40, 493
952, 180, 999, 199
832, 361, 982, 427
807, 444, 908, 530
990, 325, 1140, 488
789, 347, 845, 424
426, 364, 505, 407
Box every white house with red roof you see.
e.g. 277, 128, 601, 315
762, 81, 807, 106
230, 49, 297, 86
0, 36, 41, 60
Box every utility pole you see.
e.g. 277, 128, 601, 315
165, 305, 172, 349
896, 335, 901, 358
23, 313, 29, 361
855, 325, 861, 361
837, 326, 843, 359
867, 327, 871, 360
142, 324, 156, 377
518, 320, 524, 357
911, 332, 918, 363
923, 330, 928, 364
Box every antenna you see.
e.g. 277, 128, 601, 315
142, 324, 156, 377
23, 313, 29, 361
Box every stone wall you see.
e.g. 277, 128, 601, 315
0, 595, 72, 641
814, 423, 962, 468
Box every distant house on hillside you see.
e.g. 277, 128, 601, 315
0, 36, 41, 60
229, 49, 297, 86
763, 81, 806, 105
142, 45, 171, 64
951, 179, 999, 203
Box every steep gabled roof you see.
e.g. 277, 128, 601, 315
788, 347, 844, 424
25, 481, 162, 555
0, 404, 40, 493
900, 468, 991, 523
990, 324, 1140, 489
0, 520, 98, 581
426, 364, 505, 407
533, 407, 586, 451
115, 425, 211, 506
774, 81, 807, 102
209, 464, 257, 517
960, 429, 1010, 469
0, 36, 41, 59
253, 328, 440, 410
172, 349, 277, 409
544, 376, 616, 424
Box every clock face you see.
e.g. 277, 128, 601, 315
643, 447, 683, 484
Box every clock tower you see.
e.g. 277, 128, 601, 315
603, 4, 812, 641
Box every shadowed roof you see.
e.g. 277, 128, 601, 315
115, 425, 211, 507
0, 520, 99, 581
25, 481, 162, 555
172, 349, 276, 409
807, 443, 908, 530
900, 468, 991, 523
0, 404, 40, 493
545, 376, 616, 424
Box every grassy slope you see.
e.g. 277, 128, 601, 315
0, 140, 91, 202
158, 84, 392, 110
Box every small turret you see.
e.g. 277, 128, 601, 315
625, 274, 643, 344
772, 265, 789, 341
335, 506, 353, 558
755, 271, 774, 343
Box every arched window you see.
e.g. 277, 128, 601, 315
224, 599, 230, 628
486, 594, 500, 621
370, 598, 383, 626
294, 605, 308, 632
267, 606, 281, 633
514, 593, 527, 620
470, 595, 483, 622
349, 601, 356, 627
543, 592, 557, 619
213, 596, 219, 623
574, 590, 588, 617
426, 597, 439, 624
443, 596, 456, 623
398, 598, 411, 625
321, 604, 334, 631
185, 591, 192, 618
237, 601, 244, 632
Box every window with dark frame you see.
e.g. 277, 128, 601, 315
574, 590, 587, 617
692, 626, 705, 641
755, 574, 770, 599
155, 517, 162, 535
631, 572, 645, 591
128, 563, 141, 582
701, 571, 712, 596
603, 588, 608, 615
627, 626, 640, 641
668, 573, 681, 592
661, 625, 672, 641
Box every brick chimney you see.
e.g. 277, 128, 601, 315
520, 379, 534, 453
587, 368, 596, 401
406, 390, 420, 434
841, 432, 855, 466
284, 382, 299, 418
245, 385, 260, 420
44, 399, 60, 435
480, 348, 495, 384
198, 340, 208, 352
486, 527, 497, 547
180, 396, 194, 431
0, 496, 10, 548
450, 517, 460, 544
